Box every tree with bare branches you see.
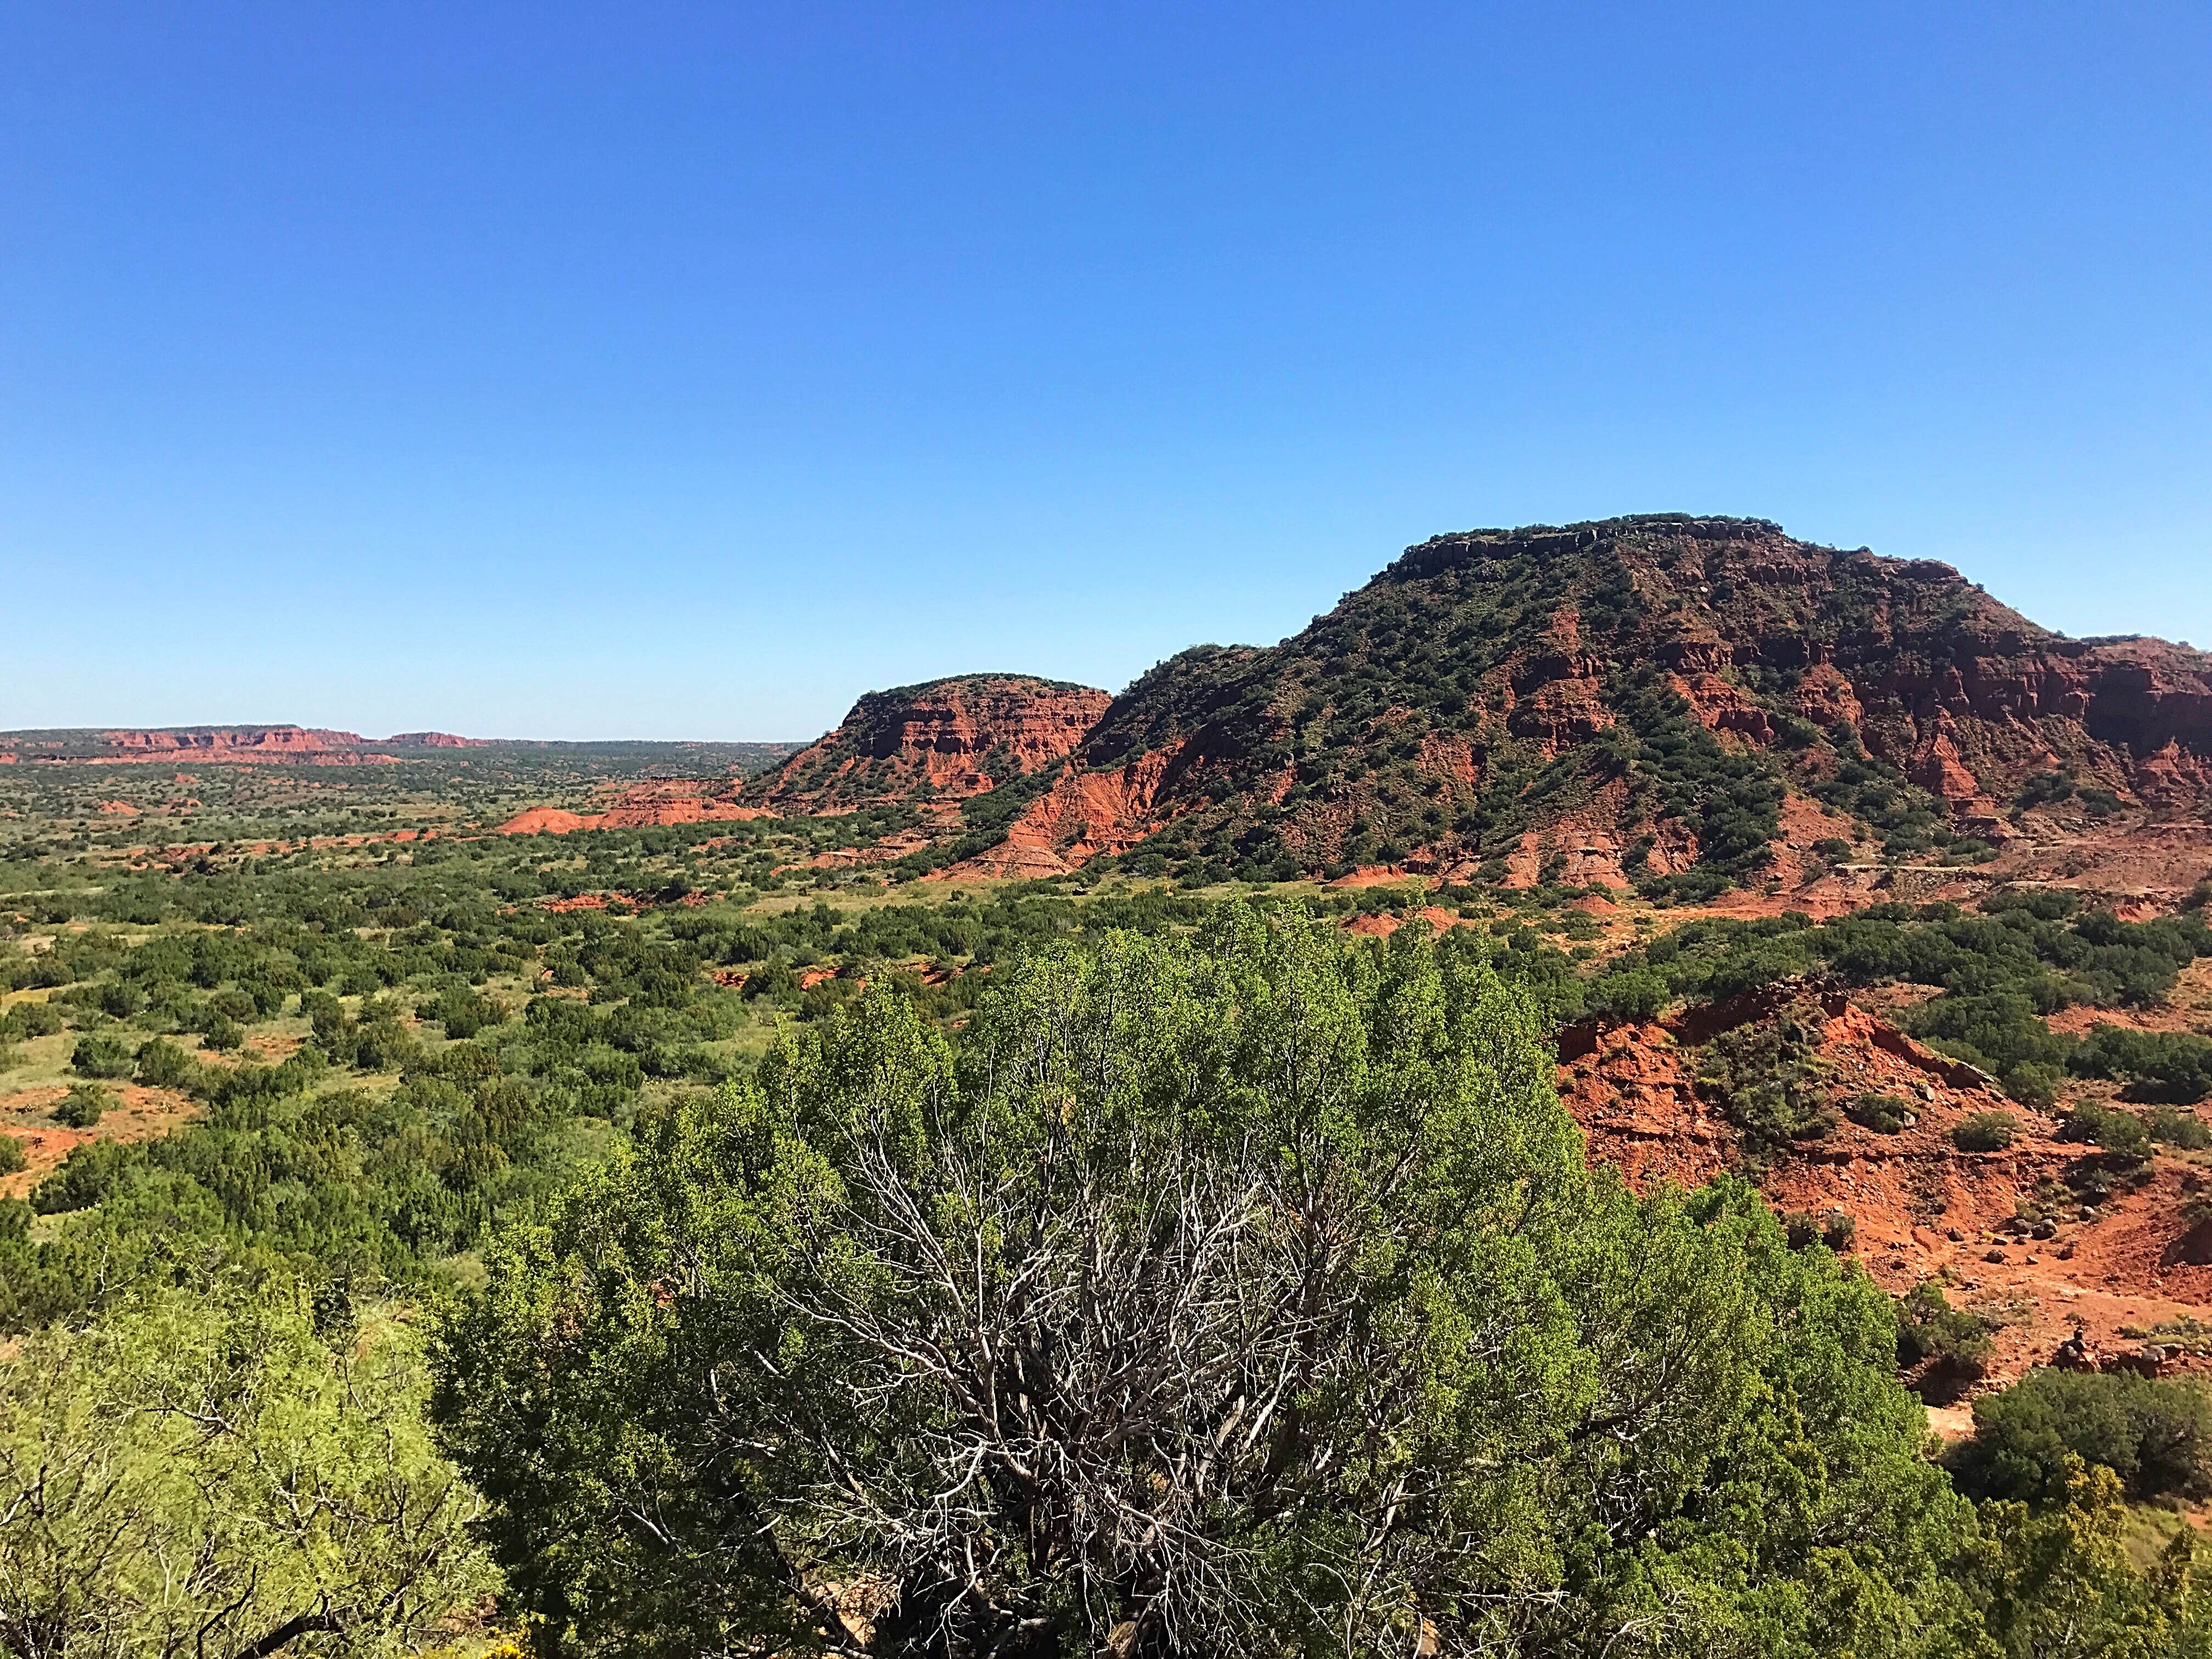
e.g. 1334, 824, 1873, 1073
435, 906, 1970, 1657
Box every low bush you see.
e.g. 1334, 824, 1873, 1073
1847, 1092, 1915, 1134
1782, 1209, 1858, 1253
133, 1038, 195, 1090
54, 1084, 108, 1129
199, 1014, 245, 1053
1950, 1368, 2212, 1505
2145, 1106, 2212, 1149
2060, 1102, 2153, 1163
70, 1032, 134, 1080
1953, 1111, 2022, 1153
0, 1002, 65, 1042
1896, 1280, 1991, 1385
1697, 1008, 1836, 1170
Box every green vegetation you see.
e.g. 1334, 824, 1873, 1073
53, 1082, 106, 1128
1571, 889, 2212, 1105
1848, 1090, 1916, 1133
1696, 1006, 1836, 1170
1950, 1369, 2212, 1506
1896, 1281, 1994, 1386
7, 732, 2212, 1654
1071, 520, 2023, 891
434, 910, 1972, 1656
0, 1277, 492, 1655
1953, 1111, 2023, 1153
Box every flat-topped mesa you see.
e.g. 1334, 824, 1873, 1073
747, 674, 1111, 810
1049, 515, 2212, 886
102, 726, 368, 753
381, 731, 493, 748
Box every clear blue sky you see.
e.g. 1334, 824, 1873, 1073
4, 3, 2208, 740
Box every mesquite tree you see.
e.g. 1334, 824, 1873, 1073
434, 906, 1965, 1657
0, 1280, 494, 1659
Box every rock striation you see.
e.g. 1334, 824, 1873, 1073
1036, 516, 2212, 884
745, 675, 1111, 812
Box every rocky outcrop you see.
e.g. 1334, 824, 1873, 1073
495, 781, 782, 836
936, 746, 1187, 879
502, 516, 2212, 888
1056, 516, 2212, 882
101, 726, 367, 754
748, 675, 1111, 811
382, 731, 492, 747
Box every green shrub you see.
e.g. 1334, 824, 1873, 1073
420, 985, 506, 1040
1950, 1369, 2212, 1505
1953, 1111, 2021, 1153
2001, 1061, 2064, 1110
199, 1014, 245, 1054
1896, 1280, 1991, 1383
70, 1032, 133, 1080
133, 1037, 194, 1090
1, 1002, 65, 1041
2060, 1102, 2153, 1163
207, 988, 257, 1023
1847, 1092, 1914, 1134
2145, 1106, 2212, 1149
1699, 1008, 1837, 1170
54, 1083, 108, 1129
0, 1133, 24, 1176
1783, 1208, 1859, 1253
2070, 1026, 2212, 1104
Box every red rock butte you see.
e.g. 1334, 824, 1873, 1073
744, 674, 1113, 812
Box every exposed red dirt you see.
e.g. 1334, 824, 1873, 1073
494, 787, 784, 835
1559, 988, 2212, 1390
936, 746, 1187, 880
1, 1082, 200, 1200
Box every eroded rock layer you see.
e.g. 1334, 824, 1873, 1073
745, 674, 1111, 812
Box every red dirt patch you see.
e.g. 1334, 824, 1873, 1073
1, 1082, 200, 1200
1552, 991, 2212, 1389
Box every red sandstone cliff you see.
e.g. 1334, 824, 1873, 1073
746, 675, 1111, 811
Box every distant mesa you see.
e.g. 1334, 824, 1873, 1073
484, 673, 1113, 840
49, 516, 2212, 896
103, 726, 366, 753
98, 726, 489, 751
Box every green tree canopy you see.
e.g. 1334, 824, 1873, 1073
0, 1278, 494, 1659
435, 906, 1970, 1658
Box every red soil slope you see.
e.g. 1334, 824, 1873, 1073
1561, 986, 2212, 1389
